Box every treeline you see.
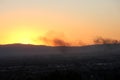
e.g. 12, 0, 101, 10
94, 37, 120, 45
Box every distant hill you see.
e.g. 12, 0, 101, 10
0, 44, 120, 65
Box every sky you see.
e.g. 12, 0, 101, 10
0, 0, 120, 45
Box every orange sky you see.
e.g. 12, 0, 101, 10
0, 0, 120, 46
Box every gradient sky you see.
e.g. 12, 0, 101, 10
0, 0, 120, 45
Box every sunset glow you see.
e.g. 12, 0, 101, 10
0, 0, 120, 46
9, 29, 37, 44
0, 25, 45, 45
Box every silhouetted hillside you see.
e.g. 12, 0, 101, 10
0, 44, 120, 65
0, 44, 120, 80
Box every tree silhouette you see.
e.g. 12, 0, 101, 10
94, 37, 120, 45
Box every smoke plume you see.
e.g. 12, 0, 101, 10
39, 31, 84, 53
40, 31, 84, 46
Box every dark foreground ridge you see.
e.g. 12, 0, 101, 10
0, 44, 120, 80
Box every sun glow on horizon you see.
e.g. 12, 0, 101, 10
1, 26, 45, 45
